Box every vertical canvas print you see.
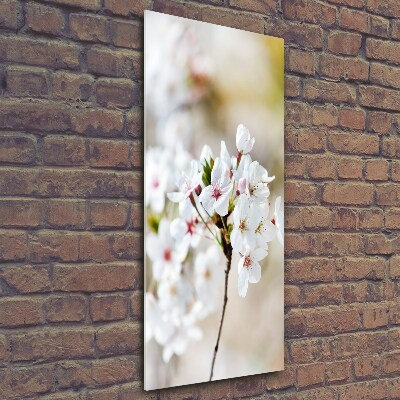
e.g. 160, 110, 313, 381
144, 11, 284, 390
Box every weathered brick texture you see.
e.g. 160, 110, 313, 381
0, 0, 399, 399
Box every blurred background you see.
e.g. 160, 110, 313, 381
145, 11, 284, 389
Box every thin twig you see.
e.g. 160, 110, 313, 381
192, 201, 222, 248
209, 242, 232, 381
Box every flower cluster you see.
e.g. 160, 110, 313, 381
146, 123, 283, 363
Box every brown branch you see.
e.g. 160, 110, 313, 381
209, 238, 232, 381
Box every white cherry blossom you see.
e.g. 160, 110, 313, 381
236, 124, 255, 155
230, 194, 258, 253
253, 203, 276, 248
167, 160, 202, 204
238, 247, 268, 298
146, 219, 188, 281
244, 161, 275, 203
199, 157, 233, 216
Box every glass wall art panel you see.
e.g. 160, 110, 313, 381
144, 10, 284, 390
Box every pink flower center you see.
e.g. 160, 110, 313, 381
212, 184, 222, 200
163, 249, 172, 261
186, 220, 196, 235
243, 256, 251, 269
153, 177, 160, 188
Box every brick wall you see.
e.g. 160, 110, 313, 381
0, 0, 399, 399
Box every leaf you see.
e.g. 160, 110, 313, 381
148, 214, 160, 233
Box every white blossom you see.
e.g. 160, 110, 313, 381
236, 124, 255, 155
199, 157, 233, 216
238, 247, 268, 298
146, 219, 188, 281
230, 194, 258, 253
244, 161, 275, 203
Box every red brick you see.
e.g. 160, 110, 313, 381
29, 231, 79, 263
264, 18, 323, 49
354, 356, 382, 378
365, 234, 400, 255
362, 304, 389, 329
367, 111, 392, 135
95, 78, 136, 108
325, 360, 351, 383
376, 184, 400, 206
285, 101, 309, 126
366, 0, 400, 18
308, 156, 336, 180
393, 20, 400, 40
366, 38, 400, 64
0, 0, 22, 29
290, 337, 336, 364
0, 133, 36, 164
90, 294, 128, 322
302, 284, 342, 306
339, 380, 388, 400
286, 127, 325, 153
0, 36, 80, 70
329, 132, 379, 155
0, 199, 43, 227
230, 0, 276, 14
45, 296, 87, 322
105, 0, 149, 16
130, 202, 143, 230
386, 210, 400, 231
336, 157, 363, 179
285, 155, 307, 178
336, 331, 387, 359
327, 0, 364, 7
282, 0, 336, 27
47, 199, 86, 229
328, 31, 362, 56
296, 363, 325, 388
285, 75, 301, 98
72, 108, 124, 137
11, 328, 95, 361
130, 291, 142, 319
89, 139, 130, 168
42, 0, 101, 10
304, 306, 361, 335
383, 353, 400, 374
53, 263, 139, 292
286, 258, 335, 283
43, 136, 85, 166
365, 159, 389, 181
285, 181, 318, 204
358, 209, 384, 230
340, 8, 368, 33
95, 322, 141, 356
370, 15, 389, 37
332, 208, 357, 230
312, 104, 338, 127
87, 46, 141, 79
0, 297, 42, 327
319, 53, 369, 82
0, 230, 28, 261
0, 265, 51, 294
370, 63, 400, 90
302, 207, 331, 229
5, 66, 48, 98
339, 108, 365, 130
26, 2, 65, 35
111, 20, 142, 49
90, 201, 128, 228
70, 13, 109, 43
287, 48, 315, 75
382, 137, 400, 159
392, 162, 400, 182
304, 79, 356, 105
317, 233, 363, 256
322, 182, 374, 205
52, 71, 94, 101
126, 108, 142, 138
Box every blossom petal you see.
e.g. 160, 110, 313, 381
167, 191, 186, 203
252, 247, 268, 261
248, 261, 261, 283
214, 192, 230, 216
238, 267, 249, 297
199, 185, 214, 215
230, 229, 243, 253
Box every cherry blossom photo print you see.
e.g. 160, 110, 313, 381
144, 11, 284, 390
